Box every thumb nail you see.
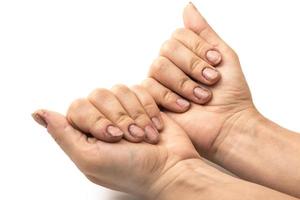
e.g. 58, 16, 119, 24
32, 110, 48, 128
188, 2, 197, 11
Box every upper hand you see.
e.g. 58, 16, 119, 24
142, 3, 257, 155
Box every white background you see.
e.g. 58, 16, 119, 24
1, 0, 300, 199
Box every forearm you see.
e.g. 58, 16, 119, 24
211, 110, 300, 197
154, 159, 297, 200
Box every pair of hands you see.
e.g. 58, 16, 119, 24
32, 3, 257, 199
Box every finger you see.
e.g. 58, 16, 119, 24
141, 78, 191, 113
131, 85, 163, 131
32, 109, 91, 164
67, 98, 123, 143
88, 88, 145, 142
111, 84, 159, 144
183, 3, 224, 48
172, 28, 222, 66
160, 39, 220, 85
149, 57, 212, 104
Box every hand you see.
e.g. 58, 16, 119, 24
142, 3, 300, 198
142, 3, 257, 155
32, 87, 201, 199
67, 85, 164, 144
32, 109, 299, 200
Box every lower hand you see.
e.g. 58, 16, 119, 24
32, 86, 201, 199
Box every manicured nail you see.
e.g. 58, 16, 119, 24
194, 87, 210, 100
202, 67, 219, 81
107, 125, 123, 137
176, 98, 190, 108
129, 124, 145, 138
206, 50, 222, 65
32, 111, 47, 128
151, 117, 162, 130
145, 125, 159, 143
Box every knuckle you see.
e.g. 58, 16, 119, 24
150, 57, 169, 76
111, 84, 129, 94
189, 57, 203, 73
189, 58, 201, 73
131, 84, 141, 91
141, 78, 154, 88
89, 115, 106, 133
88, 88, 110, 102
193, 39, 206, 54
132, 110, 149, 122
160, 39, 179, 55
68, 98, 86, 112
143, 102, 158, 115
67, 98, 87, 123
115, 111, 131, 125
178, 77, 191, 91
171, 28, 186, 38
162, 89, 175, 103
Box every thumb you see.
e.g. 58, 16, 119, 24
32, 109, 89, 160
183, 2, 222, 46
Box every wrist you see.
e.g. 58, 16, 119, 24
148, 159, 229, 200
148, 158, 297, 200
207, 109, 300, 198
209, 106, 265, 164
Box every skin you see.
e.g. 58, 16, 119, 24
143, 3, 300, 198
66, 85, 163, 144
32, 103, 298, 200
32, 108, 203, 199
31, 2, 300, 199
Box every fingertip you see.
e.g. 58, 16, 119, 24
145, 125, 160, 144
129, 124, 146, 140
151, 116, 164, 131
206, 50, 222, 65
202, 67, 221, 84
175, 98, 191, 112
183, 2, 203, 34
193, 87, 212, 104
32, 109, 48, 128
105, 125, 124, 142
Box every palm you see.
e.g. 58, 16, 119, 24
167, 52, 254, 153
86, 113, 200, 196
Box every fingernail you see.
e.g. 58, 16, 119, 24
206, 50, 221, 65
189, 2, 197, 10
151, 117, 162, 130
129, 124, 145, 138
32, 111, 48, 128
145, 125, 159, 143
194, 87, 210, 100
107, 125, 124, 137
176, 98, 190, 108
202, 67, 219, 81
